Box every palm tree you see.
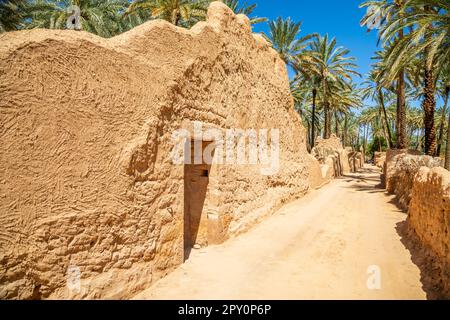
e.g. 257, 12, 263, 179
445, 111, 450, 170
346, 112, 361, 150
406, 105, 424, 150
290, 77, 308, 117
265, 17, 316, 72
378, 0, 450, 155
360, 105, 389, 152
127, 0, 209, 28
0, 0, 55, 32
332, 83, 362, 144
418, 4, 438, 156
361, 66, 394, 148
360, 0, 408, 149
293, 73, 321, 147
25, 0, 129, 37
435, 67, 450, 156
309, 34, 360, 139
266, 16, 321, 146
297, 91, 323, 149
309, 76, 320, 146
118, 1, 152, 32
221, 0, 266, 25
24, 0, 65, 30
290, 77, 311, 147
290, 71, 329, 148
0, 0, 25, 32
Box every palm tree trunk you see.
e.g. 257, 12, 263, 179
396, 9, 407, 149
335, 110, 339, 137
344, 113, 348, 147
327, 107, 332, 138
172, 10, 180, 26
419, 128, 425, 151
323, 102, 331, 139
436, 87, 449, 156
396, 69, 407, 149
363, 123, 368, 152
422, 63, 437, 156
445, 112, 450, 170
357, 125, 360, 151
311, 88, 317, 147
382, 125, 389, 149
415, 129, 420, 150
379, 89, 393, 148
422, 6, 437, 156
322, 78, 331, 139
306, 121, 311, 152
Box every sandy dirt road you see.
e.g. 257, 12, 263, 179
134, 166, 427, 300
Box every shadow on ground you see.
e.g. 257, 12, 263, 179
340, 167, 386, 194
343, 166, 444, 299
396, 221, 447, 300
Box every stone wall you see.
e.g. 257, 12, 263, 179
311, 134, 363, 179
408, 167, 450, 298
0, 2, 317, 299
348, 150, 364, 173
374, 151, 386, 168
314, 134, 343, 151
384, 150, 442, 210
380, 149, 449, 298
382, 149, 422, 189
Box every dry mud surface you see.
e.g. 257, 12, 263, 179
134, 166, 427, 300
0, 2, 313, 299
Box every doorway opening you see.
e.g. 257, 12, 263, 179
183, 140, 214, 261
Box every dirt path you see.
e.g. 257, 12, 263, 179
133, 166, 427, 300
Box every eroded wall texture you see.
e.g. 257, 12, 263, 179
311, 134, 363, 181
385, 150, 442, 210
382, 149, 449, 298
0, 2, 315, 299
408, 167, 450, 298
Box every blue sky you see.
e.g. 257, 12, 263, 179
249, 0, 436, 109
251, 0, 379, 84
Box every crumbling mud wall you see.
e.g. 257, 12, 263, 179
311, 134, 363, 179
382, 149, 421, 188
384, 151, 442, 210
0, 2, 316, 299
374, 151, 386, 169
348, 150, 364, 173
407, 167, 450, 298
314, 135, 343, 151
380, 149, 449, 298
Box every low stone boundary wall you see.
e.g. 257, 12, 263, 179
381, 149, 449, 298
408, 167, 450, 298
311, 135, 364, 182
384, 151, 442, 210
